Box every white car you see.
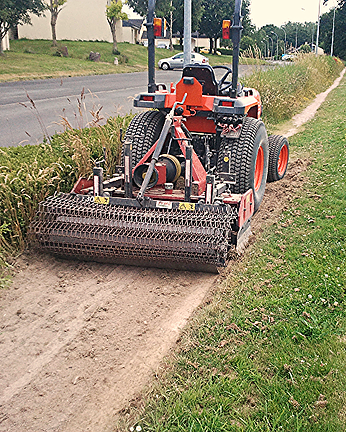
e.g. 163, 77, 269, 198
158, 52, 209, 70
282, 54, 296, 61
157, 42, 169, 49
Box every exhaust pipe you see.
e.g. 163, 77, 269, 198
230, 0, 243, 99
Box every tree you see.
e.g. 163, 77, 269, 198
172, 0, 204, 49
0, 0, 46, 55
106, 0, 128, 54
48, 0, 67, 47
199, 0, 251, 54
320, 1, 346, 59
127, 0, 203, 51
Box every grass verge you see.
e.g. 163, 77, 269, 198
242, 54, 344, 129
117, 74, 346, 431
0, 39, 240, 82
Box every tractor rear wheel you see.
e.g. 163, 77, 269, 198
267, 135, 289, 182
218, 117, 269, 212
122, 110, 165, 166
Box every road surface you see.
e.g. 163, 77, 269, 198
0, 66, 257, 148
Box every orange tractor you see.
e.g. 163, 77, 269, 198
31, 0, 289, 272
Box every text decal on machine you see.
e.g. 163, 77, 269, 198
94, 196, 110, 205
179, 202, 195, 211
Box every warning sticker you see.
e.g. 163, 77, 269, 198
179, 202, 195, 211
156, 201, 173, 209
94, 196, 110, 205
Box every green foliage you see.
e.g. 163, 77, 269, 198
240, 35, 256, 52
299, 43, 312, 53
0, 0, 46, 52
106, 0, 128, 53
199, 0, 252, 53
320, 2, 346, 59
49, 0, 67, 12
106, 0, 128, 21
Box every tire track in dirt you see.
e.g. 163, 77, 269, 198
0, 257, 215, 432
0, 68, 344, 432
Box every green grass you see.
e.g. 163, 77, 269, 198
0, 39, 239, 82
117, 75, 346, 431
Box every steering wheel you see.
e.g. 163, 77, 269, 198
213, 65, 233, 94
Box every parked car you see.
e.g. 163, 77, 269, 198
200, 48, 221, 55
157, 42, 169, 49
158, 52, 209, 70
282, 54, 296, 61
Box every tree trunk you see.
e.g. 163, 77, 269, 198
0, 23, 5, 55
51, 13, 58, 46
209, 38, 213, 53
111, 20, 118, 53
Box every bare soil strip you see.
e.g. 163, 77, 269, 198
0, 69, 344, 432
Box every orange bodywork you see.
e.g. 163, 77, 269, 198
160, 75, 262, 131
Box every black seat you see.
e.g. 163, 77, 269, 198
182, 64, 219, 96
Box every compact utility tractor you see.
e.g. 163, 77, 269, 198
31, 0, 289, 273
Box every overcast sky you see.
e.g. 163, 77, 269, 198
249, 0, 337, 28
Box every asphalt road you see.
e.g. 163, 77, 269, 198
0, 65, 257, 147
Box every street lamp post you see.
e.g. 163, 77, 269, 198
331, 6, 336, 56
260, 41, 266, 58
282, 27, 287, 55
271, 31, 278, 59
268, 36, 274, 60
315, 0, 322, 55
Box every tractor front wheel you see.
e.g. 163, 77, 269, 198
218, 117, 269, 212
267, 135, 289, 182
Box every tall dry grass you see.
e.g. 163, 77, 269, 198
0, 104, 132, 264
242, 53, 344, 126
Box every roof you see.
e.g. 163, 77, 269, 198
122, 19, 143, 30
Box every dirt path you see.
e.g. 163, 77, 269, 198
0, 69, 344, 432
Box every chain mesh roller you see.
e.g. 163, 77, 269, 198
30, 194, 238, 272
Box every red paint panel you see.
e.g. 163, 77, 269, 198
238, 189, 254, 228
185, 116, 216, 133
71, 177, 93, 194
173, 118, 206, 194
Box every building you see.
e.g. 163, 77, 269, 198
19, 0, 143, 44
1, 26, 10, 51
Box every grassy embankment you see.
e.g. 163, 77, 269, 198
117, 62, 346, 430
0, 39, 239, 82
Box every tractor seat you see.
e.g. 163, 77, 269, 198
182, 64, 219, 96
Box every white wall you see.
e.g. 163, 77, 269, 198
19, 0, 141, 43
